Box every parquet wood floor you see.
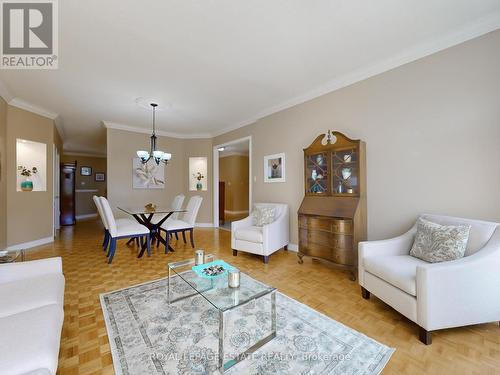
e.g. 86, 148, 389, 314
22, 219, 500, 375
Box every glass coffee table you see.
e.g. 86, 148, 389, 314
0, 249, 25, 263
168, 255, 277, 372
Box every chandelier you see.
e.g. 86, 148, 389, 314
136, 103, 171, 165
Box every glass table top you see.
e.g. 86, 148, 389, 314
0, 249, 24, 263
168, 255, 276, 312
118, 206, 185, 215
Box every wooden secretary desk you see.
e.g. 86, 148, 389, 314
298, 131, 367, 280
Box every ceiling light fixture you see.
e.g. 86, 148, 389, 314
136, 103, 172, 165
217, 147, 225, 152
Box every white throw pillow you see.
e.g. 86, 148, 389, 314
252, 206, 275, 227
410, 218, 471, 263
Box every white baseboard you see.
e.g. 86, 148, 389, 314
195, 223, 213, 228
76, 213, 98, 221
287, 243, 298, 252
6, 236, 54, 251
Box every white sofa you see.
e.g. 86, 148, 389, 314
358, 214, 500, 344
0, 257, 65, 375
231, 203, 289, 263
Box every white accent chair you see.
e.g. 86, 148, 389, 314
0, 257, 65, 375
358, 214, 500, 345
231, 203, 289, 264
159, 196, 203, 253
99, 197, 151, 263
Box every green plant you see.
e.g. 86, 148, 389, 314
193, 172, 204, 181
18, 165, 38, 177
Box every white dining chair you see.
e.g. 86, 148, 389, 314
99, 197, 151, 264
159, 196, 203, 253
152, 194, 185, 246
93, 196, 140, 251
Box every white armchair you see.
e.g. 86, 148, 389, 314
359, 214, 500, 345
231, 203, 289, 263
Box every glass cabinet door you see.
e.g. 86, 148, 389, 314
306, 152, 329, 195
332, 148, 359, 195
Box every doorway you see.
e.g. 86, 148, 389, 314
213, 137, 251, 230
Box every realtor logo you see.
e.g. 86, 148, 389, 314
0, 0, 58, 69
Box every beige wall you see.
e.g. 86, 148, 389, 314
214, 30, 500, 244
62, 155, 107, 217
107, 129, 213, 223
6, 106, 56, 246
219, 155, 249, 213
0, 98, 6, 249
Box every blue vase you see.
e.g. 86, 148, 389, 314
21, 178, 33, 191
196, 181, 202, 191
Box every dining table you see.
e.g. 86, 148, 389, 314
118, 206, 186, 257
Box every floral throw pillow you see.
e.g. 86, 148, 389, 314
251, 206, 276, 227
410, 218, 471, 263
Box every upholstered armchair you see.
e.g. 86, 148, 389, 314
231, 203, 289, 263
358, 214, 500, 344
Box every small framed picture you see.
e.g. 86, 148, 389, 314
80, 166, 92, 176
264, 153, 285, 183
95, 172, 105, 182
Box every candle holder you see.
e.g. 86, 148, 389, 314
228, 269, 240, 288
194, 250, 205, 266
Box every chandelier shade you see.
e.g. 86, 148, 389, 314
136, 103, 172, 165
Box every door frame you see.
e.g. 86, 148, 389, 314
212, 136, 252, 228
53, 144, 60, 236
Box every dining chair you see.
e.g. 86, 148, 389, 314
99, 197, 151, 264
152, 194, 185, 246
93, 196, 141, 251
159, 196, 203, 253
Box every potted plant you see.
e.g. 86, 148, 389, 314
18, 165, 38, 191
193, 172, 205, 191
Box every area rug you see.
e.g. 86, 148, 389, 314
100, 275, 394, 375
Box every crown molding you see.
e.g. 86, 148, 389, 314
102, 121, 212, 139
64, 151, 107, 158
212, 12, 500, 137
8, 98, 59, 120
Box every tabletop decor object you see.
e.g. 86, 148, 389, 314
192, 259, 235, 279
144, 203, 156, 212
194, 249, 205, 265
228, 269, 240, 288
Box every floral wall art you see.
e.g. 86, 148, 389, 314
132, 158, 165, 189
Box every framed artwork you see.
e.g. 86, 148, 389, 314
95, 172, 105, 182
264, 153, 285, 183
133, 158, 165, 189
80, 166, 92, 176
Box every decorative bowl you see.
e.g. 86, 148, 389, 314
192, 260, 235, 279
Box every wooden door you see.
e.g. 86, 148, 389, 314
60, 162, 76, 226
219, 181, 225, 225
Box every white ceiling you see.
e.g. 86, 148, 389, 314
1, 0, 500, 155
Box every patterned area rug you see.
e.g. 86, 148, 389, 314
101, 275, 394, 375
